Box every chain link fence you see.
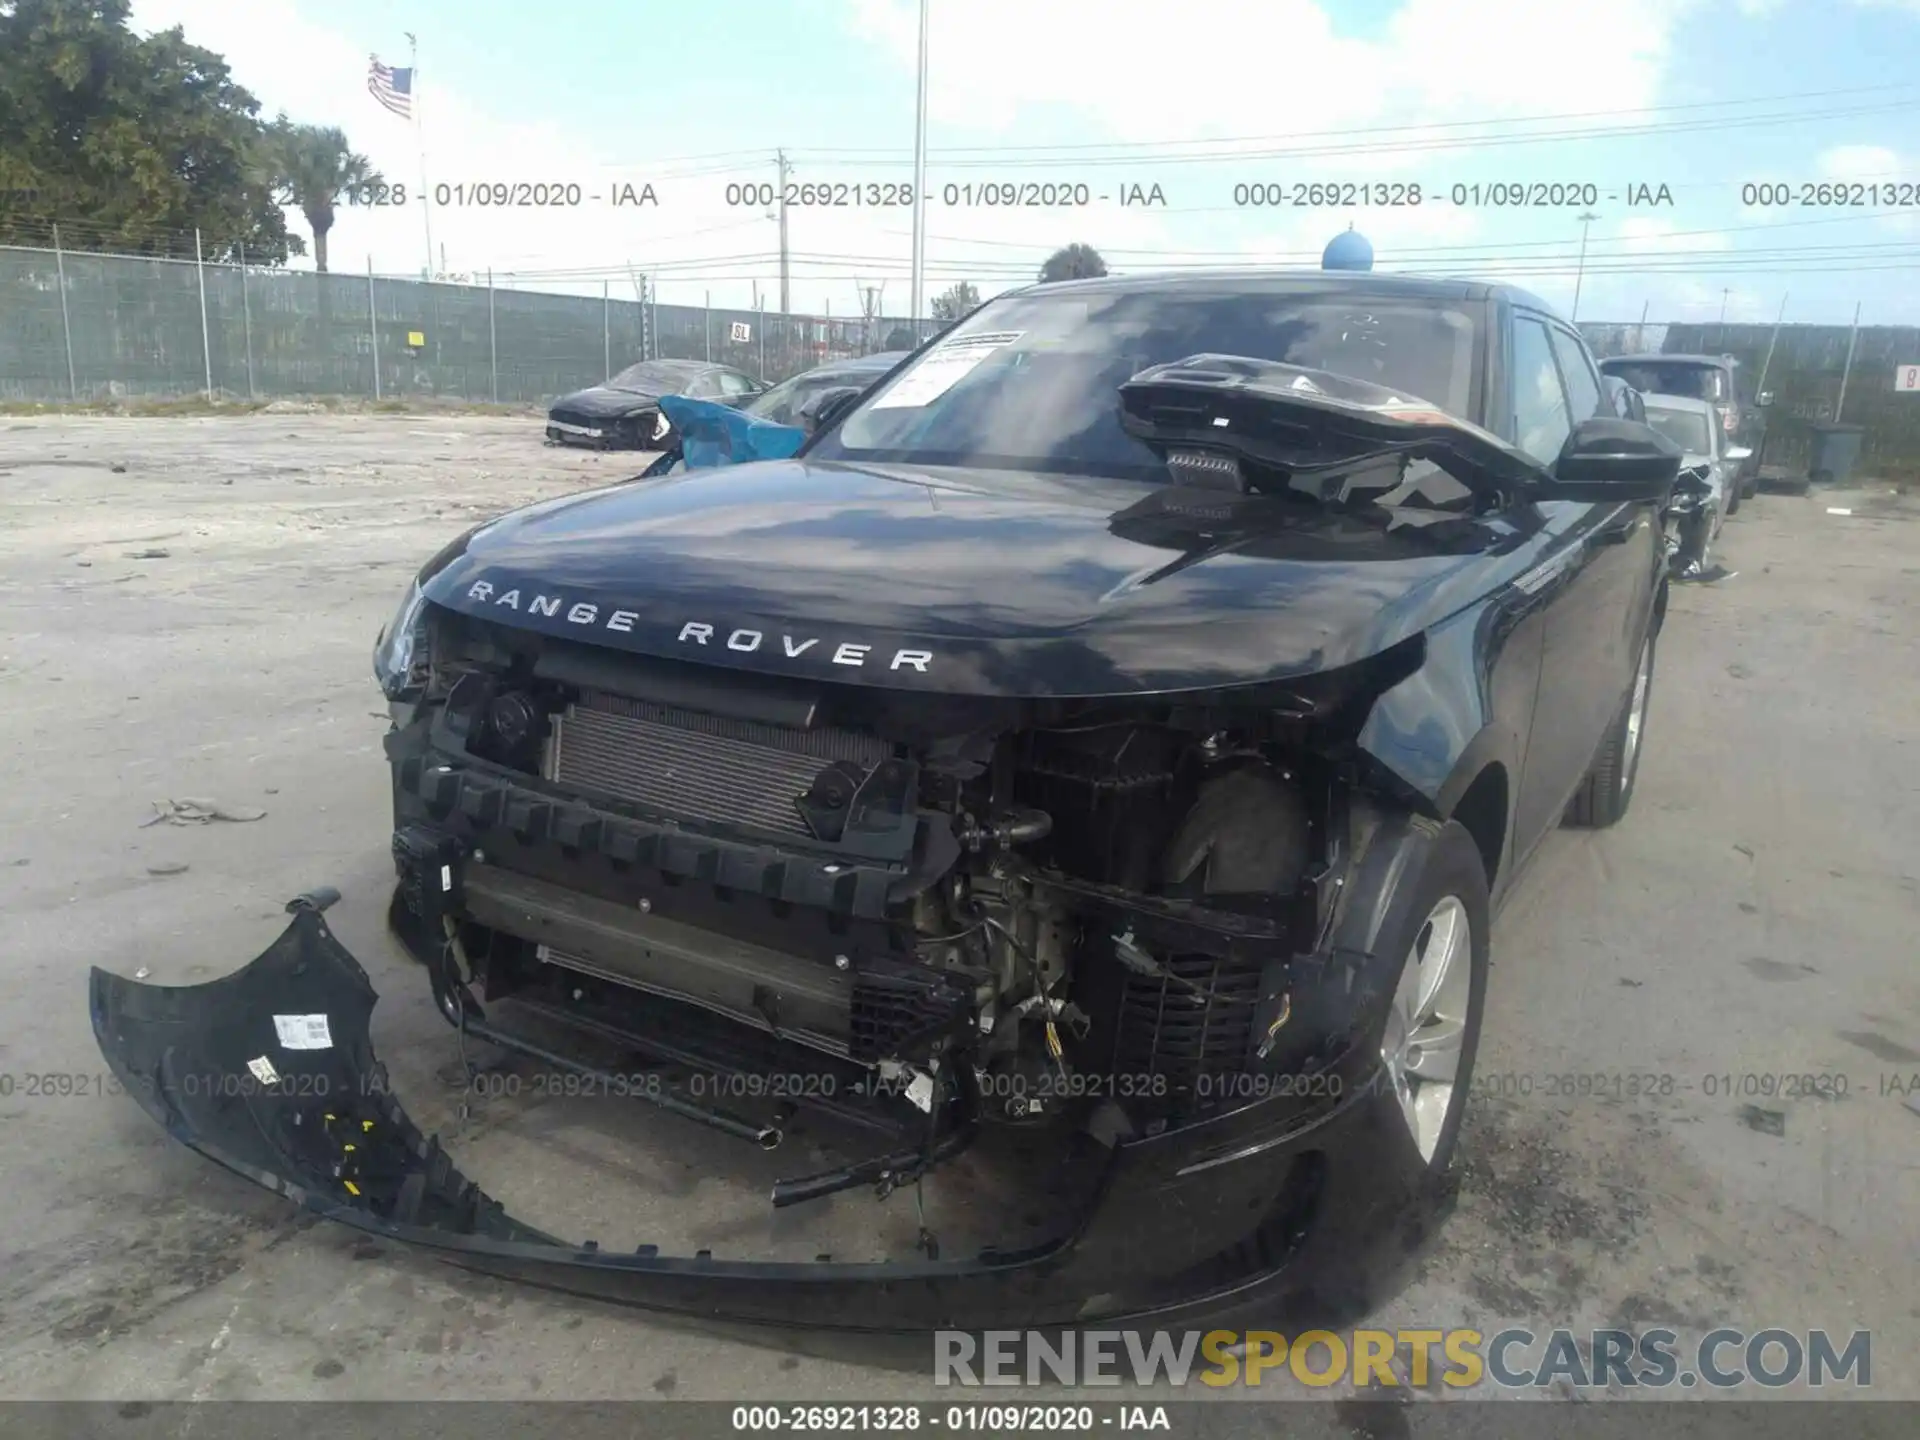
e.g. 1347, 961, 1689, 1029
6, 242, 1917, 480
1580, 320, 1920, 480
0, 244, 943, 406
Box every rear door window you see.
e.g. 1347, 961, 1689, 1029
1604, 361, 1725, 403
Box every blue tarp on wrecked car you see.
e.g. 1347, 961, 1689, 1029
657, 394, 806, 471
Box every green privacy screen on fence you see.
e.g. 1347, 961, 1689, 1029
0, 245, 940, 406
6, 244, 1918, 478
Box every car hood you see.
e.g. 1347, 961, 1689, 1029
549, 385, 664, 418
424, 457, 1547, 699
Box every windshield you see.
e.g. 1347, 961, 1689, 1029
812, 285, 1483, 481
1643, 404, 1713, 455
1604, 362, 1728, 403
747, 371, 860, 425
606, 361, 694, 392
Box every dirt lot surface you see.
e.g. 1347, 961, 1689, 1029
1, 415, 1917, 1409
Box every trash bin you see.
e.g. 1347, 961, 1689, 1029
1807, 423, 1864, 486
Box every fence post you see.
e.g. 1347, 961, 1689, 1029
603, 279, 611, 380
194, 228, 214, 401
758, 299, 766, 377
1834, 301, 1862, 424
238, 241, 256, 400
52, 223, 77, 400
704, 292, 711, 362
367, 255, 381, 401
488, 267, 498, 404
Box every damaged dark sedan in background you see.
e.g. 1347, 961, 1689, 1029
92, 271, 1681, 1332
545, 357, 767, 450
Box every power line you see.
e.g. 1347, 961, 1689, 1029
785, 82, 1920, 157
771, 99, 1920, 171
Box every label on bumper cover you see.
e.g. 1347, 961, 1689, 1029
273, 1013, 334, 1049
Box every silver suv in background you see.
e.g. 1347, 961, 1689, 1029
1600, 353, 1771, 508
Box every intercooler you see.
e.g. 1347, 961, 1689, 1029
543, 690, 891, 837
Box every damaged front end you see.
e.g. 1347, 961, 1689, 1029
93, 649, 1447, 1331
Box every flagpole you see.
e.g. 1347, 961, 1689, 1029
409, 32, 434, 280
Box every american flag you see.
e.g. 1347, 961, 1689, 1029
367, 55, 413, 118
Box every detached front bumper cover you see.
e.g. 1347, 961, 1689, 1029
90, 889, 1421, 1332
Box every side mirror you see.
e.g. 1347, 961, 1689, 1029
1535, 418, 1681, 504
1755, 391, 1774, 408
1725, 445, 1753, 462
799, 385, 862, 433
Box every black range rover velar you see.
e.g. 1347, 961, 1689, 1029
91, 270, 1679, 1333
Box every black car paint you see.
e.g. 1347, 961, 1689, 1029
91, 271, 1669, 1331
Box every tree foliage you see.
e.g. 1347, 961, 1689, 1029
1039, 244, 1107, 283
0, 0, 301, 262
930, 280, 980, 321
267, 120, 380, 273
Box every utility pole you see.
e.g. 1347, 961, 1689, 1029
909, 0, 930, 322
774, 149, 793, 313
1835, 301, 1862, 423
1755, 292, 1788, 397
1719, 288, 1730, 324
1637, 299, 1649, 351
1570, 210, 1599, 322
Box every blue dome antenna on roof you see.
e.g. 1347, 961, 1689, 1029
1322, 225, 1374, 272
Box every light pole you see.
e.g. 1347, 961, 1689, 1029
1570, 210, 1599, 321
908, 0, 930, 325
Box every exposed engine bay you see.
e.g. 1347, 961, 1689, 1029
381, 604, 1415, 1209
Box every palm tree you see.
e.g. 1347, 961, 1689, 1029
1039, 244, 1107, 283
268, 120, 381, 273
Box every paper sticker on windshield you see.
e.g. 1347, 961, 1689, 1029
869, 331, 1024, 409
273, 1013, 333, 1050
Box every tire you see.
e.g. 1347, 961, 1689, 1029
1564, 629, 1655, 828
1335, 816, 1492, 1180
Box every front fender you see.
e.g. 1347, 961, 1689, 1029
1354, 600, 1525, 821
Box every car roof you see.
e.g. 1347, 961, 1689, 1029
1601, 353, 1737, 368
1639, 393, 1716, 414
1005, 267, 1556, 313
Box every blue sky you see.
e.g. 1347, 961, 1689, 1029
130, 0, 1920, 325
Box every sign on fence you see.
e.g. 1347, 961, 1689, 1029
1896, 364, 1920, 392
729, 321, 751, 343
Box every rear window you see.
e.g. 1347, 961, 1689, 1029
1643, 403, 1712, 455
1602, 361, 1728, 403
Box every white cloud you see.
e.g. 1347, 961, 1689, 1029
122, 0, 1704, 319
845, 0, 1684, 144
1818, 144, 1904, 178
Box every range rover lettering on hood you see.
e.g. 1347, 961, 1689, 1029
461, 580, 936, 673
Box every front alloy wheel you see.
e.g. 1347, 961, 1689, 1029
1381, 896, 1474, 1164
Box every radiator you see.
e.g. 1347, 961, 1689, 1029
544, 691, 889, 836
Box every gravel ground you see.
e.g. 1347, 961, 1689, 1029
0, 415, 1916, 1407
